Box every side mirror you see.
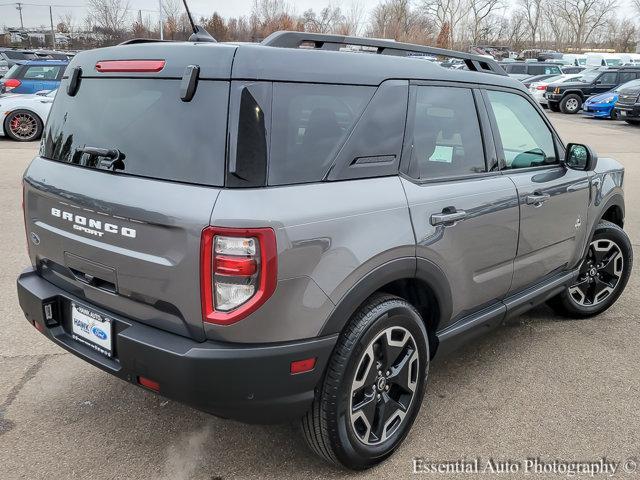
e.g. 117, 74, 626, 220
565, 143, 598, 171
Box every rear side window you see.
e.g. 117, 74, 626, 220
268, 83, 374, 185
42, 79, 229, 186
4, 64, 22, 79
23, 65, 61, 80
506, 64, 526, 74
618, 72, 638, 84
408, 86, 485, 180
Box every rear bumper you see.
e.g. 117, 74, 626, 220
17, 268, 337, 424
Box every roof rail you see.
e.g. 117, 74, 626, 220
119, 38, 175, 45
261, 31, 507, 76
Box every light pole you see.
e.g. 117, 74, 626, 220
158, 0, 163, 40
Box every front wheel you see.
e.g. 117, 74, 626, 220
548, 221, 632, 318
560, 94, 582, 114
301, 294, 429, 470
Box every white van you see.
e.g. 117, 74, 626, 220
585, 53, 623, 67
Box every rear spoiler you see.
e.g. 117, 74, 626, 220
262, 31, 507, 76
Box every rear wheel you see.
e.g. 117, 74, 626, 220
4, 110, 43, 142
548, 221, 632, 318
301, 294, 428, 470
560, 94, 582, 114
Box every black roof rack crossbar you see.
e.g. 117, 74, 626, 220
261, 31, 507, 76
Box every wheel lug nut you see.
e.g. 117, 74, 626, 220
386, 371, 390, 376
377, 394, 381, 400
385, 385, 389, 391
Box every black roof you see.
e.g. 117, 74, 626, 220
66, 31, 525, 92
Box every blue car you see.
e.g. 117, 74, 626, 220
582, 90, 620, 119
0, 59, 68, 94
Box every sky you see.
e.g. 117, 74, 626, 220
1, 0, 353, 29
0, 0, 635, 30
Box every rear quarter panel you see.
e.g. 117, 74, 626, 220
207, 177, 415, 343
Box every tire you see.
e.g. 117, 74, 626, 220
549, 102, 561, 112
3, 109, 43, 142
609, 109, 618, 120
560, 94, 582, 114
301, 293, 429, 470
548, 221, 633, 318
625, 120, 640, 126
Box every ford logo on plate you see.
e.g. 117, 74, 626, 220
92, 326, 108, 340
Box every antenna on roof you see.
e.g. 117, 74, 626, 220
181, 0, 216, 43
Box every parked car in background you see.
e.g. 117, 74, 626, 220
561, 66, 586, 74
522, 73, 564, 88
586, 53, 622, 68
580, 81, 640, 119
619, 53, 640, 66
0, 60, 67, 94
0, 89, 56, 141
0, 48, 37, 68
561, 54, 587, 67
0, 59, 9, 77
614, 79, 640, 125
546, 66, 640, 113
498, 61, 562, 80
528, 74, 583, 107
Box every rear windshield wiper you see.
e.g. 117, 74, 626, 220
75, 146, 126, 172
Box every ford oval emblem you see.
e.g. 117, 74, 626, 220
30, 232, 40, 245
91, 327, 108, 340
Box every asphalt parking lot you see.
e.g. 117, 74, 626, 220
0, 113, 639, 479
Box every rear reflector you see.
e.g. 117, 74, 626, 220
137, 376, 160, 392
34, 321, 44, 333
95, 60, 166, 73
290, 358, 316, 375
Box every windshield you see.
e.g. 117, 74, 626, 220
617, 79, 640, 92
544, 75, 564, 84
3, 64, 21, 79
3, 51, 36, 60
578, 71, 601, 83
606, 59, 622, 67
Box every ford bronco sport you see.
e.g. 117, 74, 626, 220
17, 31, 632, 470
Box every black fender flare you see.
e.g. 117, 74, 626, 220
318, 257, 453, 337
561, 90, 585, 101
581, 192, 625, 259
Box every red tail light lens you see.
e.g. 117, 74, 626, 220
536, 84, 547, 90
137, 376, 160, 392
95, 60, 166, 73
201, 227, 277, 326
4, 79, 21, 90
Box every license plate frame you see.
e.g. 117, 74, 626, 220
70, 302, 113, 358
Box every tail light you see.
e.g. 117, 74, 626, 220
4, 79, 21, 91
201, 227, 277, 325
536, 84, 547, 90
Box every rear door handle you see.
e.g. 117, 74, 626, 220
430, 209, 467, 226
526, 193, 551, 206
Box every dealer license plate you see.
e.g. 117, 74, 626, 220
71, 303, 113, 357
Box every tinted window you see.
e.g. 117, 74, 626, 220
487, 90, 557, 169
597, 72, 617, 85
23, 65, 61, 80
506, 64, 526, 74
269, 83, 374, 185
42, 79, 229, 186
409, 87, 485, 179
618, 72, 638, 84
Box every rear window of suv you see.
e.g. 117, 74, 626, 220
41, 79, 229, 186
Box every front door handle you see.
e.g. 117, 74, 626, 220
526, 193, 551, 206
430, 209, 467, 226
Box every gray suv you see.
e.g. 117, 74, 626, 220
17, 32, 632, 470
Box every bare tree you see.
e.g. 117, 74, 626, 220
421, 0, 468, 48
303, 6, 344, 33
163, 0, 183, 40
468, 0, 503, 45
557, 0, 618, 50
632, 0, 640, 13
337, 0, 366, 35
251, 0, 302, 40
517, 0, 544, 47
87, 0, 131, 42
